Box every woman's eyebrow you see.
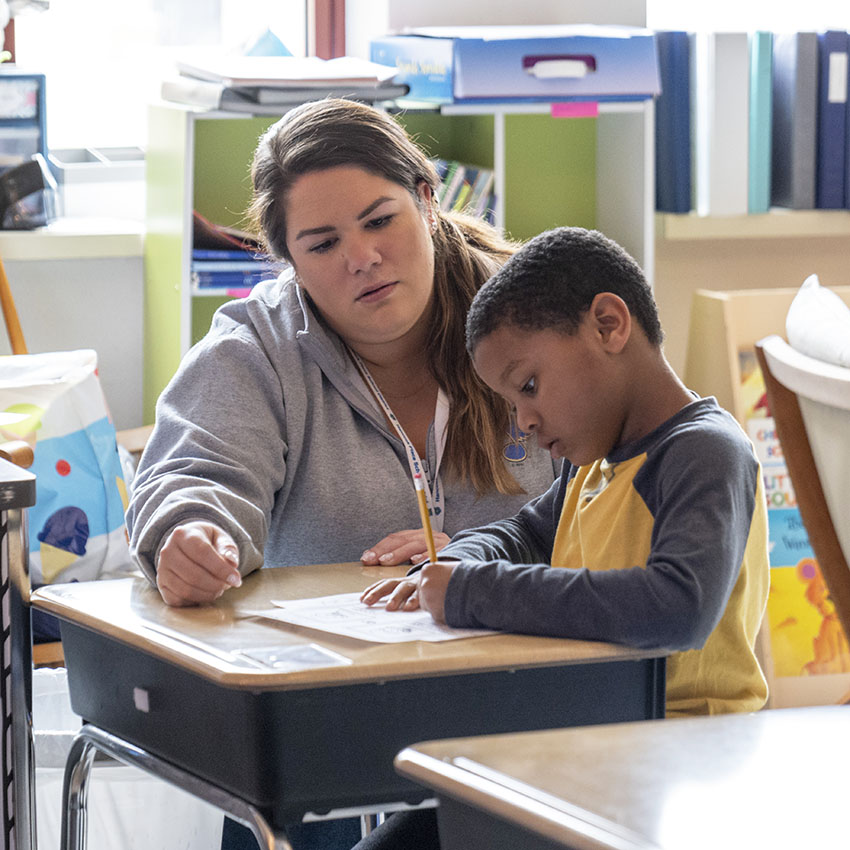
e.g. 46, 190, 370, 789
294, 224, 334, 241
357, 196, 393, 220
294, 196, 395, 241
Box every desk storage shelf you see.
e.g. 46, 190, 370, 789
144, 100, 654, 423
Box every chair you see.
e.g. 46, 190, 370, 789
0, 456, 38, 850
0, 425, 152, 671
754, 336, 850, 643
0, 441, 67, 674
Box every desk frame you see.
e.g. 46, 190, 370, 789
62, 725, 292, 850
32, 570, 665, 850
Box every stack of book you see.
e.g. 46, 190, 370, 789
162, 54, 409, 113
433, 158, 496, 221
191, 210, 281, 295
191, 249, 281, 295
654, 29, 850, 216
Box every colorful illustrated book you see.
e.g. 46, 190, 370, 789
739, 350, 850, 702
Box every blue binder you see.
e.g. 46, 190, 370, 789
654, 31, 691, 213
749, 32, 773, 214
771, 32, 818, 210
816, 30, 848, 209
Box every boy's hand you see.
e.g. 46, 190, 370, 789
360, 528, 451, 566
360, 561, 457, 623
419, 561, 456, 624
360, 573, 422, 610
156, 521, 242, 607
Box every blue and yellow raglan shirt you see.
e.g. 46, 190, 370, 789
440, 397, 769, 716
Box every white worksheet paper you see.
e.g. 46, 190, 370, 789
250, 592, 496, 643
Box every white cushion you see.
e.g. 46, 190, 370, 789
785, 273, 850, 368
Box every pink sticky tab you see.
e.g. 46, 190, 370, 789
550, 102, 599, 119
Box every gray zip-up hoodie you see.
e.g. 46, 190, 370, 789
127, 274, 558, 582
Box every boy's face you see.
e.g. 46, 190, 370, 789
472, 319, 626, 466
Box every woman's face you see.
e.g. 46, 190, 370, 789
284, 165, 436, 352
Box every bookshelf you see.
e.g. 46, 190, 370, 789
658, 210, 850, 241
684, 286, 850, 709
684, 286, 850, 421
144, 99, 655, 423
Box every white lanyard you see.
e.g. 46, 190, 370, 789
348, 348, 448, 533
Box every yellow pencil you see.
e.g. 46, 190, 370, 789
413, 472, 438, 563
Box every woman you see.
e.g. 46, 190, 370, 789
127, 98, 558, 610
128, 97, 559, 850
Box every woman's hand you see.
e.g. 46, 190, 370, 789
360, 528, 450, 567
156, 521, 242, 607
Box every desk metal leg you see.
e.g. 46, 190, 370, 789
360, 812, 385, 837
60, 724, 293, 850
61, 733, 98, 850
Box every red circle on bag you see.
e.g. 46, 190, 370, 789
56, 459, 71, 476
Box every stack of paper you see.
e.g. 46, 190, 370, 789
161, 54, 408, 113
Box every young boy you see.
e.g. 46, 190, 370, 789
363, 226, 769, 718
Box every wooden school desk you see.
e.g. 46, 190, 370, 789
32, 564, 666, 849
396, 705, 850, 850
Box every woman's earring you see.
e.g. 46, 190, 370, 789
430, 216, 438, 234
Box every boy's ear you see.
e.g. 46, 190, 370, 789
589, 292, 631, 353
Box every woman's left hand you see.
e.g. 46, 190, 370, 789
360, 528, 450, 566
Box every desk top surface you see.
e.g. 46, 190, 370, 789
32, 563, 660, 690
397, 705, 850, 850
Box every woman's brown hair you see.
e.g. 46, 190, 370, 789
247, 98, 523, 496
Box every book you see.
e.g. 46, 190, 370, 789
175, 54, 398, 89
192, 248, 265, 261
161, 77, 263, 111
691, 32, 749, 216
748, 31, 773, 214
439, 162, 466, 211
452, 178, 473, 212
654, 30, 692, 214
430, 157, 495, 221
771, 32, 818, 210
191, 269, 277, 289
816, 30, 848, 209
192, 210, 263, 253
161, 77, 409, 112
252, 81, 409, 104
191, 260, 278, 273
469, 168, 495, 217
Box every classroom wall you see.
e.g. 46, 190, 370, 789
0, 256, 144, 430
654, 233, 850, 380
345, 0, 646, 60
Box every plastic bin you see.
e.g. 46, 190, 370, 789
46, 146, 146, 220
33, 668, 223, 850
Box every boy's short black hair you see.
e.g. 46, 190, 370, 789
466, 226, 664, 352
